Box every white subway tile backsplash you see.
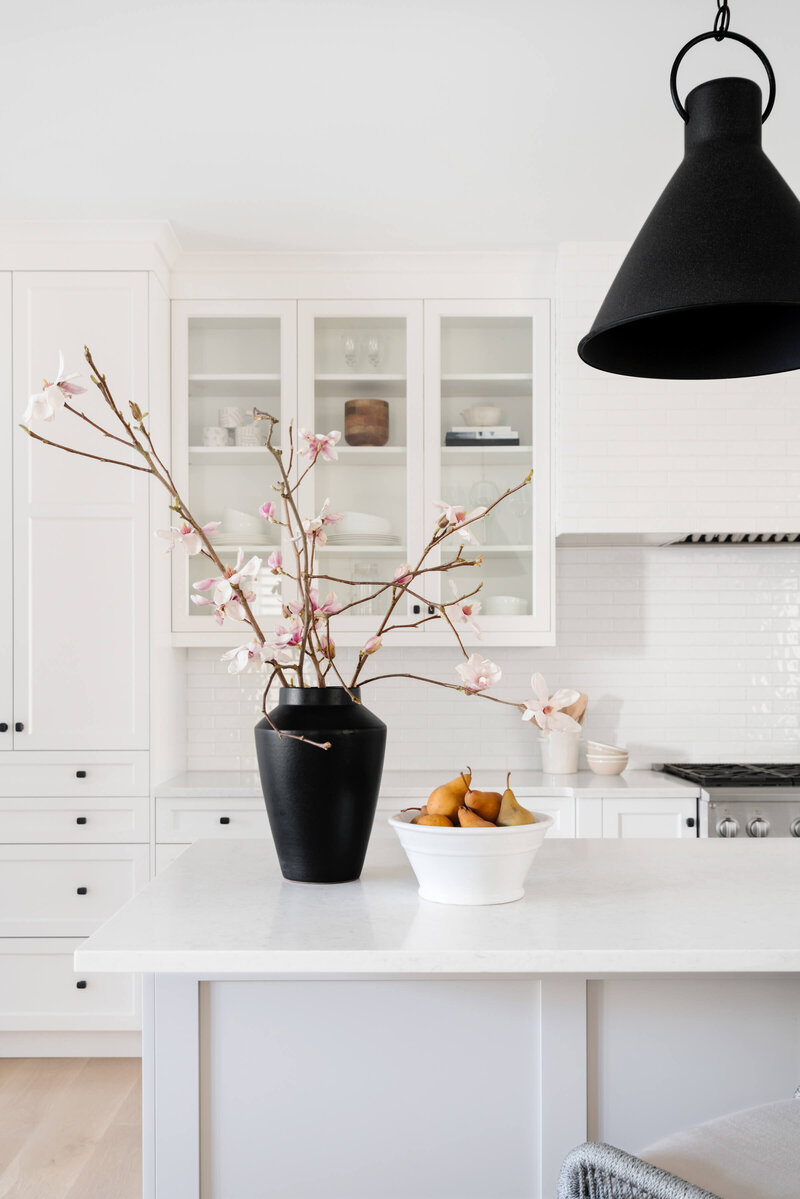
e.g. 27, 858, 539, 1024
184, 545, 800, 772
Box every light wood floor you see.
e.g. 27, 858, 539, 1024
0, 1058, 141, 1199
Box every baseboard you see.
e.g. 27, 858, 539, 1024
0, 1030, 141, 1057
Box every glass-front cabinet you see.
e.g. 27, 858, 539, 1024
171, 301, 296, 634
170, 297, 552, 645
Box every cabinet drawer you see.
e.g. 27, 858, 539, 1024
0, 845, 149, 936
157, 796, 267, 842
0, 796, 149, 843
519, 793, 575, 838
0, 938, 139, 1031
0, 753, 148, 797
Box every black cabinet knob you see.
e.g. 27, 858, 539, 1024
14, 722, 23, 732
76, 980, 87, 990
427, 605, 435, 615
76, 886, 88, 895
76, 817, 87, 826
686, 817, 696, 828
412, 603, 421, 615
0, 723, 7, 733
219, 816, 230, 825
76, 770, 87, 779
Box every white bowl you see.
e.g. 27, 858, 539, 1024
460, 404, 503, 427
224, 506, 264, 535
484, 594, 527, 616
586, 755, 628, 775
586, 740, 628, 757
388, 810, 553, 905
337, 511, 391, 537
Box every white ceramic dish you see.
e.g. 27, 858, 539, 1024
388, 810, 553, 905
484, 594, 527, 616
337, 511, 391, 537
460, 404, 503, 427
586, 740, 628, 757
586, 755, 628, 776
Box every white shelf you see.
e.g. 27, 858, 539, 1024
315, 374, 406, 382
189, 373, 281, 382
441, 375, 532, 398
441, 373, 533, 382
315, 544, 405, 555
441, 544, 530, 555
441, 445, 532, 466
334, 447, 406, 466
189, 446, 276, 465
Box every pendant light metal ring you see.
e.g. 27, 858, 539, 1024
713, 1, 731, 41
670, 30, 776, 123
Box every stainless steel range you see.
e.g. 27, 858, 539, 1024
661, 764, 800, 838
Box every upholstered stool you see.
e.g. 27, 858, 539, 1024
559, 1094, 800, 1199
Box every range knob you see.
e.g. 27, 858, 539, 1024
717, 817, 739, 838
791, 818, 800, 838
747, 817, 770, 838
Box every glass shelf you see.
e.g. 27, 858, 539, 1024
440, 445, 532, 466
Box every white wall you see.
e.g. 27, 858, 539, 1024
185, 543, 800, 773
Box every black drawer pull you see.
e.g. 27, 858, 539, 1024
0, 723, 7, 733
76, 817, 88, 826
76, 980, 87, 990
76, 886, 88, 895
76, 770, 87, 779
412, 603, 420, 614
427, 605, 435, 615
14, 722, 23, 733
686, 817, 696, 828
219, 816, 231, 825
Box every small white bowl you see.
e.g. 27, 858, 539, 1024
337, 511, 391, 537
586, 740, 628, 757
484, 594, 527, 616
388, 810, 553, 905
460, 404, 503, 427
586, 754, 628, 775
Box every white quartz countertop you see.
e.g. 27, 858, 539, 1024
75, 830, 799, 976
155, 768, 699, 801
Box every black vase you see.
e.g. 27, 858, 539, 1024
254, 687, 387, 883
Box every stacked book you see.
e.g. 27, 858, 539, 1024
445, 425, 520, 447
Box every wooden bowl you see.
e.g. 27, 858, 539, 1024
344, 399, 389, 447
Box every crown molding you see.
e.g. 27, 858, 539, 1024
0, 220, 181, 284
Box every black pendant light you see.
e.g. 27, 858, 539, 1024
578, 1, 800, 380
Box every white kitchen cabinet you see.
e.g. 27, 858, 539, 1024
157, 795, 268, 842
171, 296, 554, 646
0, 795, 150, 844
577, 794, 698, 838
12, 272, 150, 750
0, 938, 140, 1032
0, 276, 11, 751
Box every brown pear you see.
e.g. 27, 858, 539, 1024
464, 780, 502, 823
427, 768, 472, 820
496, 772, 536, 826
457, 805, 494, 828
413, 813, 453, 827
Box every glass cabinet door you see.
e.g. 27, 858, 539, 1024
297, 301, 423, 644
423, 300, 552, 643
171, 301, 297, 635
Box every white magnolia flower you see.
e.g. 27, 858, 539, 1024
455, 653, 501, 693
155, 520, 220, 555
22, 351, 87, 423
444, 578, 482, 638
522, 672, 581, 731
434, 501, 487, 546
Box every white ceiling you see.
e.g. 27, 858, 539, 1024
5, 0, 800, 251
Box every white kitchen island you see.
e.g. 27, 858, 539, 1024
76, 831, 800, 1199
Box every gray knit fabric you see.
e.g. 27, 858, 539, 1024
558, 1143, 723, 1199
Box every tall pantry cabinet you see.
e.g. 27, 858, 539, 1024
0, 272, 151, 1047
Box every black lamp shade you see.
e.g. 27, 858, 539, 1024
578, 77, 800, 379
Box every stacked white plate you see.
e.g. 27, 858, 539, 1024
586, 740, 629, 775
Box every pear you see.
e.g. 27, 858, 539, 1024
496, 772, 536, 826
463, 775, 502, 823
427, 768, 472, 820
413, 813, 453, 827
457, 805, 494, 828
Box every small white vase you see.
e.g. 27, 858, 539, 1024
540, 729, 580, 774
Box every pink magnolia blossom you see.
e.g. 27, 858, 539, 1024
23, 351, 87, 423
259, 501, 276, 521
522, 672, 581, 731
455, 653, 501, 693
221, 639, 269, 675
155, 520, 220, 556
270, 617, 304, 651
434, 501, 487, 546
362, 635, 382, 656
287, 588, 342, 619
267, 550, 282, 573
191, 550, 261, 625
298, 429, 342, 462
444, 579, 482, 638
393, 563, 413, 586
291, 498, 344, 548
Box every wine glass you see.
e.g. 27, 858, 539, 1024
366, 335, 381, 371
342, 335, 358, 372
